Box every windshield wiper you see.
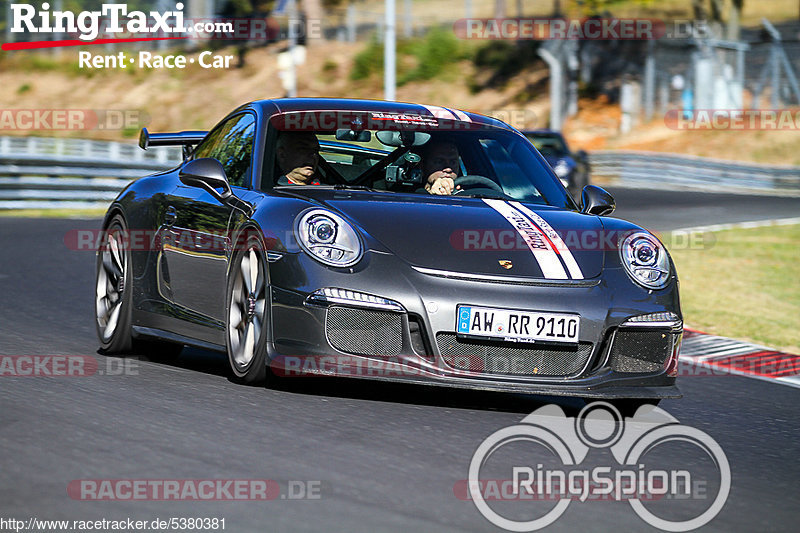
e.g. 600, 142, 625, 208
457, 192, 510, 199
333, 184, 379, 192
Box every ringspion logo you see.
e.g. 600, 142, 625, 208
463, 402, 730, 531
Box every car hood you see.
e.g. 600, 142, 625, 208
291, 189, 605, 280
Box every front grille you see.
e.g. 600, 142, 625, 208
609, 329, 675, 373
437, 333, 593, 377
326, 306, 403, 356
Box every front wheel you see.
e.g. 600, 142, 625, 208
226, 234, 269, 385
95, 215, 134, 353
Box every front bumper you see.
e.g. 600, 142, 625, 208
265, 251, 682, 399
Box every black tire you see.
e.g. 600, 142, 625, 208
226, 231, 269, 385
95, 214, 185, 358
95, 215, 135, 353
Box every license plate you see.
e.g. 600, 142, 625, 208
456, 305, 580, 344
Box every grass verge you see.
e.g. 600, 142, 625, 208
0, 208, 106, 218
669, 223, 800, 354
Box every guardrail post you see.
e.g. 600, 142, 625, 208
346, 4, 356, 42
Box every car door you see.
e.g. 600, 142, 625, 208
161, 112, 257, 330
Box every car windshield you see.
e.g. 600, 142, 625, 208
269, 115, 573, 208
526, 133, 569, 158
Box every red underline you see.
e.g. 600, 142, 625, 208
2, 36, 187, 51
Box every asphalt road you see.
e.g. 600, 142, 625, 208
1, 188, 798, 532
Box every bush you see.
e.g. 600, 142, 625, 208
350, 28, 468, 85
350, 37, 383, 81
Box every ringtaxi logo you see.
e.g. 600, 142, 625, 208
10, 2, 188, 42
463, 402, 730, 531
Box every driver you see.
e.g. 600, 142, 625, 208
419, 140, 461, 195
275, 132, 321, 185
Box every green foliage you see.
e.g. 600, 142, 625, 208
122, 125, 140, 138
350, 36, 383, 81
468, 40, 542, 92
399, 28, 464, 84
575, 0, 653, 15
350, 28, 469, 85
17, 83, 32, 94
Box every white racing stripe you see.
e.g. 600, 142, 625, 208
511, 201, 584, 280
447, 108, 472, 122
421, 105, 457, 121
483, 199, 568, 279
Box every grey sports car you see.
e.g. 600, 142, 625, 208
95, 98, 682, 401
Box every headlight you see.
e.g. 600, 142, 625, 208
295, 209, 363, 267
553, 160, 570, 178
620, 232, 671, 289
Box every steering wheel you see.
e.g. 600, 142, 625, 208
453, 175, 505, 195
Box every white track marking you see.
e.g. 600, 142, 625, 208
671, 216, 800, 235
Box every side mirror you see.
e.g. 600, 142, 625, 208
580, 185, 615, 216
179, 158, 232, 202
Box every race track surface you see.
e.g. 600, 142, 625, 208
1, 187, 798, 532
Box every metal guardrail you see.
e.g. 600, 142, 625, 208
2, 138, 800, 210
589, 150, 800, 194
0, 136, 181, 210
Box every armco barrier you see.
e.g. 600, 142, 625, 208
0, 136, 180, 210
589, 150, 800, 194
2, 138, 799, 210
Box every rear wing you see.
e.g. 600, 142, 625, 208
138, 127, 207, 158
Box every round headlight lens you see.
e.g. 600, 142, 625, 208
295, 209, 362, 268
309, 217, 336, 244
621, 232, 671, 289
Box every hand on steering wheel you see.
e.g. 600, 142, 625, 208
426, 169, 459, 195
452, 175, 505, 195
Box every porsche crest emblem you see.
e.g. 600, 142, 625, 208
498, 260, 513, 270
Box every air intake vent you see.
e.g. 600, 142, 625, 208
609, 329, 675, 373
326, 306, 403, 356
437, 333, 593, 377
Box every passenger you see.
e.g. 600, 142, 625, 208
275, 132, 321, 185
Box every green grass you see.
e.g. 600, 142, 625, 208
0, 208, 106, 218
668, 223, 800, 353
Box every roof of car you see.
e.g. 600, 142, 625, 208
251, 97, 511, 130
521, 129, 564, 136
